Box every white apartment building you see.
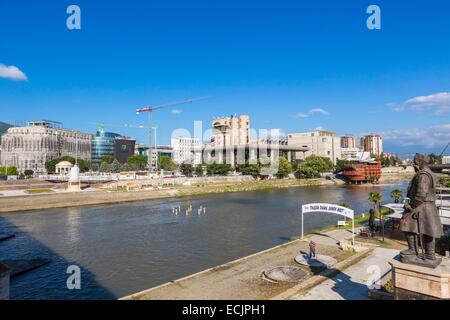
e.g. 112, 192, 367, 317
171, 137, 202, 165
360, 134, 383, 156
1, 121, 92, 173
287, 130, 341, 164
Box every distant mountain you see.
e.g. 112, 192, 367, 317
0, 121, 12, 135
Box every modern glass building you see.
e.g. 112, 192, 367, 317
91, 129, 120, 169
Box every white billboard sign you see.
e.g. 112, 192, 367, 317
302, 203, 354, 219
301, 203, 355, 245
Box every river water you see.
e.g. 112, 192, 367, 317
0, 182, 407, 300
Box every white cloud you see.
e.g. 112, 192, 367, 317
0, 64, 28, 81
393, 92, 450, 115
292, 108, 330, 119
171, 109, 183, 115
293, 112, 309, 118
309, 108, 330, 116
380, 123, 450, 148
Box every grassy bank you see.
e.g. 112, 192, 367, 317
176, 177, 337, 197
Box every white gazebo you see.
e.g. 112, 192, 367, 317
55, 161, 74, 175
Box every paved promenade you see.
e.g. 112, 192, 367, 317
294, 247, 399, 300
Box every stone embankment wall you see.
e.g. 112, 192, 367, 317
382, 166, 414, 174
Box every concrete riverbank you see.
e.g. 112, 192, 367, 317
121, 228, 403, 300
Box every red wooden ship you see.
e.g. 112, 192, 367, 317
343, 161, 382, 184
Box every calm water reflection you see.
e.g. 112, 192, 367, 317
0, 182, 407, 299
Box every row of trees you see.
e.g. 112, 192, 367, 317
175, 155, 335, 179
99, 155, 147, 173
41, 151, 420, 177
335, 153, 404, 173
0, 166, 35, 179
372, 153, 403, 167
97, 155, 178, 173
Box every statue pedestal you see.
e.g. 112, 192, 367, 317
390, 259, 450, 300
0, 262, 11, 300
67, 181, 81, 192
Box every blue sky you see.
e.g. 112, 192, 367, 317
1, 0, 450, 156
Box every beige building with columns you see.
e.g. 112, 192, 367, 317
287, 130, 341, 164
0, 121, 92, 174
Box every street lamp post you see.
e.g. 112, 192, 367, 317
153, 126, 158, 172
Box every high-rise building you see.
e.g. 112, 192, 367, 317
360, 134, 383, 156
211, 115, 250, 148
171, 137, 202, 165
341, 135, 357, 148
1, 120, 92, 173
287, 130, 341, 164
91, 130, 121, 169
91, 129, 136, 169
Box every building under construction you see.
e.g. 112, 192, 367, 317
0, 120, 92, 174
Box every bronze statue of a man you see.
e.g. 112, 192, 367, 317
400, 153, 444, 268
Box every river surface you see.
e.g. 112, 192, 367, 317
0, 182, 407, 300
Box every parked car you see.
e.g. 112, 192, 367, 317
0, 174, 7, 181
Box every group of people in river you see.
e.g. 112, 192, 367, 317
172, 204, 207, 216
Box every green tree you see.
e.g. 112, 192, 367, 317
428, 153, 442, 165
127, 155, 148, 171
111, 159, 122, 173
207, 163, 232, 176
195, 165, 204, 177
439, 177, 450, 188
101, 155, 115, 164
237, 163, 261, 177
0, 167, 18, 176
99, 161, 112, 173
368, 192, 383, 217
297, 165, 317, 178
77, 159, 91, 173
180, 163, 193, 176
121, 163, 132, 171
159, 156, 177, 171
390, 189, 403, 203
24, 170, 34, 177
296, 155, 333, 178
276, 157, 293, 178
380, 154, 391, 167
335, 159, 351, 173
